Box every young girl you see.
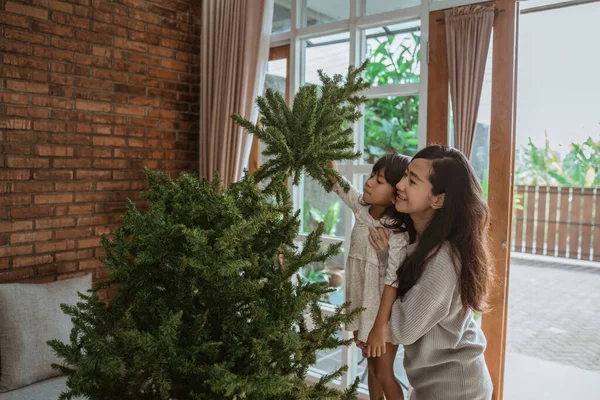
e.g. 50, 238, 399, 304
368, 145, 494, 400
327, 154, 410, 400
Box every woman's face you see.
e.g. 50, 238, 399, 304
394, 158, 444, 215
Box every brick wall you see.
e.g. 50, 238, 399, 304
0, 0, 201, 296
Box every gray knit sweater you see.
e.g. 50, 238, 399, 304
379, 242, 493, 400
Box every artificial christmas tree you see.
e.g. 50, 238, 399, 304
49, 63, 370, 400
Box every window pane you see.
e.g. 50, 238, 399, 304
304, 0, 350, 27
365, 21, 421, 86
313, 330, 344, 376
363, 0, 420, 16
302, 176, 346, 238
272, 1, 291, 34
363, 95, 420, 163
304, 32, 350, 85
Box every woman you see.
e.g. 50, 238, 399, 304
367, 145, 494, 400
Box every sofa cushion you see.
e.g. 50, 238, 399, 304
0, 274, 92, 392
0, 376, 85, 400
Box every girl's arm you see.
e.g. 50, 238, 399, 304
327, 161, 362, 213
366, 285, 396, 358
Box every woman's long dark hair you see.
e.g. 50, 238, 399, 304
367, 154, 414, 238
396, 145, 493, 312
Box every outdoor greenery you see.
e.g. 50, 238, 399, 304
363, 31, 421, 162
515, 136, 600, 188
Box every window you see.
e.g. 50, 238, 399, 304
267, 0, 429, 394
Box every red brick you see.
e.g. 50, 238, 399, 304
4, 28, 47, 45
36, 240, 76, 254
11, 182, 53, 193
149, 68, 178, 80
55, 228, 92, 239
0, 93, 29, 105
34, 46, 74, 62
91, 21, 126, 37
115, 61, 146, 74
13, 254, 54, 268
92, 137, 125, 147
32, 71, 49, 83
11, 206, 53, 219
129, 9, 160, 24
76, 54, 112, 69
114, 37, 147, 53
77, 215, 111, 226
93, 159, 127, 169
55, 249, 93, 262
91, 0, 127, 15
113, 15, 145, 31
97, 181, 130, 191
36, 217, 75, 229
76, 100, 111, 112
75, 192, 111, 203
5, 2, 49, 20
0, 119, 32, 130
6, 80, 49, 94
93, 9, 112, 23
0, 221, 33, 233
0, 195, 31, 206
79, 258, 102, 270
35, 145, 74, 157
51, 12, 90, 29
55, 205, 94, 216
51, 61, 90, 76
32, 20, 73, 37
50, 109, 90, 121
51, 133, 91, 146
78, 237, 101, 248
33, 121, 68, 132
0, 244, 33, 258
126, 53, 161, 67
7, 157, 49, 169
35, 193, 73, 205
129, 117, 158, 128
11, 231, 53, 245
34, 170, 74, 180
36, 262, 78, 275
128, 97, 160, 107
128, 31, 159, 45
0, 269, 34, 283
148, 46, 175, 58
74, 29, 112, 45
33, 96, 72, 109
94, 226, 113, 236
128, 74, 160, 88
6, 106, 49, 119
55, 181, 93, 191
53, 158, 91, 168
3, 143, 32, 156
0, 13, 29, 28
92, 114, 127, 124
114, 105, 145, 116
49, 0, 74, 13
161, 59, 188, 72
150, 5, 176, 20
52, 37, 90, 53
91, 46, 111, 57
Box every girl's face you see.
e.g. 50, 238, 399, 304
363, 168, 395, 206
394, 158, 445, 216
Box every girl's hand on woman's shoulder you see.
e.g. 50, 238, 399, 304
369, 227, 389, 250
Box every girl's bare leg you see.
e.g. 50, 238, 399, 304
373, 343, 404, 400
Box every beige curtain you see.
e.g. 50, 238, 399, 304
200, 0, 273, 186
445, 5, 494, 158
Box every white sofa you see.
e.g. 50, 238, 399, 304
0, 274, 91, 400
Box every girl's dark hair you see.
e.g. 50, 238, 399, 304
396, 145, 493, 312
368, 154, 414, 238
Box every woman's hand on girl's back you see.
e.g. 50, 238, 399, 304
369, 227, 389, 250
